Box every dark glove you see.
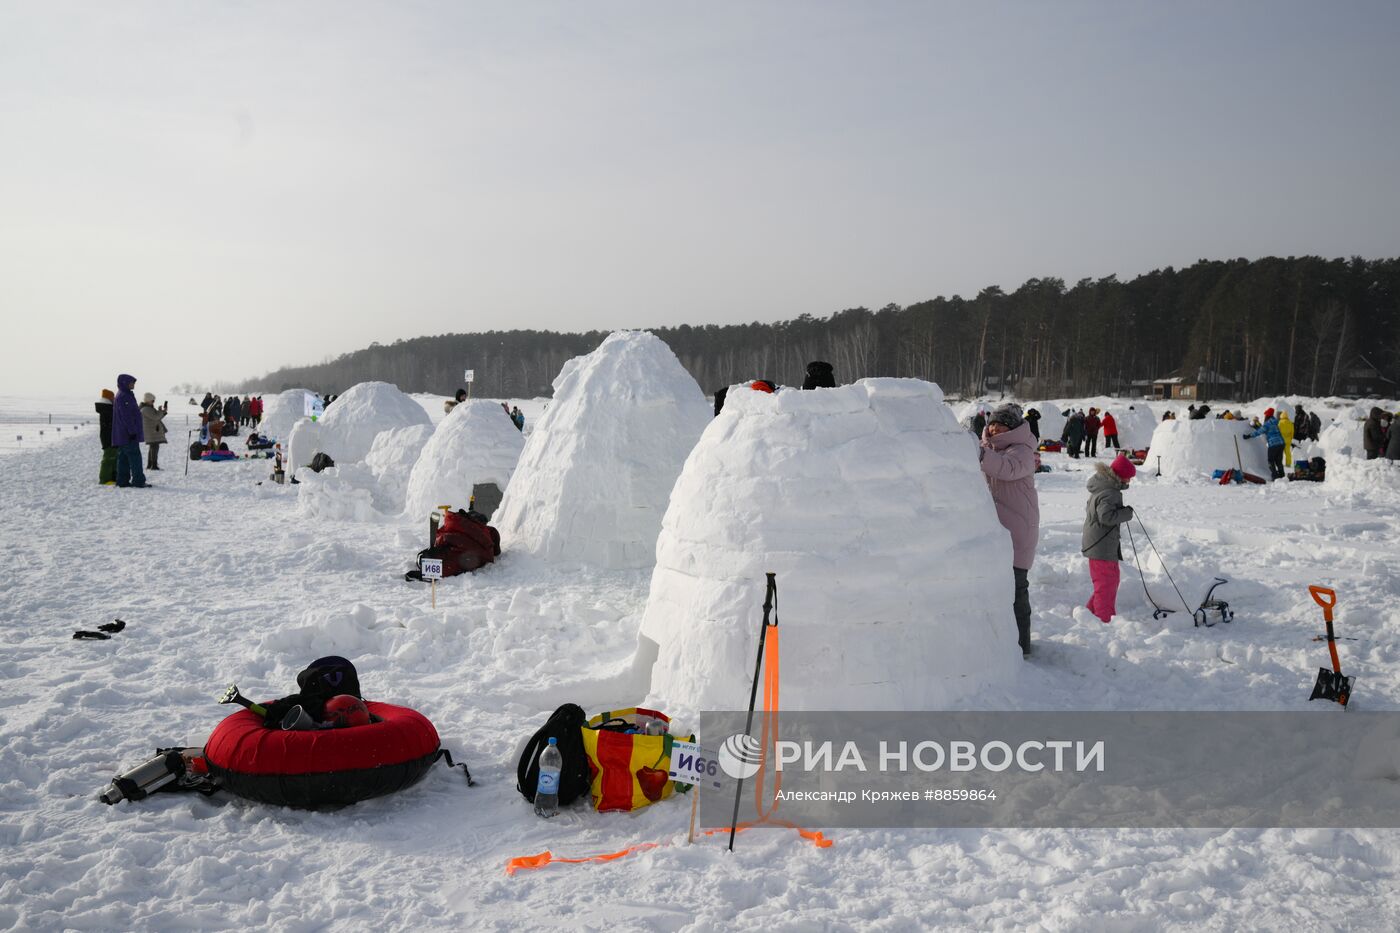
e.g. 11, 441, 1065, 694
259, 695, 303, 729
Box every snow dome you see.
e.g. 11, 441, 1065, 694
1026, 403, 1067, 441
258, 388, 319, 444
638, 377, 1020, 713
286, 417, 322, 477
493, 330, 711, 569
316, 382, 432, 464
403, 400, 524, 521
1147, 419, 1269, 479
1318, 418, 1364, 459
364, 423, 435, 513
1106, 405, 1157, 450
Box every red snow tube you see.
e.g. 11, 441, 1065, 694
204, 702, 440, 808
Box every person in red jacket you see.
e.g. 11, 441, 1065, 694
1101, 411, 1120, 452
1084, 408, 1102, 458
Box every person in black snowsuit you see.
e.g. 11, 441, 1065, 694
1025, 408, 1041, 440
1063, 411, 1086, 458
971, 411, 987, 437
226, 396, 242, 426
1193, 404, 1211, 420
1363, 407, 1386, 460
802, 360, 836, 389
713, 386, 729, 417
200, 392, 213, 412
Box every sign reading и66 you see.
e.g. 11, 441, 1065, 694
668, 740, 722, 789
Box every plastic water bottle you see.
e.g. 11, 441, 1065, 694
534, 737, 561, 818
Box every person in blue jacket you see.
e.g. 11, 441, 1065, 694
111, 373, 149, 488
1243, 407, 1286, 481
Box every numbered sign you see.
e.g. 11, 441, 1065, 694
420, 559, 444, 580
464, 369, 475, 383
668, 740, 721, 789
304, 395, 325, 420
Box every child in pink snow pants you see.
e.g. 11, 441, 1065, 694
1081, 454, 1136, 622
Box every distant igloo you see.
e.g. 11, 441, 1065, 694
1106, 405, 1157, 450
259, 388, 319, 443
403, 400, 524, 521
365, 424, 435, 513
493, 330, 711, 569
1147, 419, 1269, 479
317, 382, 432, 464
638, 378, 1020, 713
1026, 403, 1066, 440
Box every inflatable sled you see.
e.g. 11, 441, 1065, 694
204, 702, 441, 808
201, 450, 238, 462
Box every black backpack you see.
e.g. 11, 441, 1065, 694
309, 452, 335, 473
189, 442, 204, 461
516, 703, 591, 806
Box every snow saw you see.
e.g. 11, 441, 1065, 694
1307, 585, 1353, 708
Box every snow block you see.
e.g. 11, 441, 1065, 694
639, 377, 1020, 712
493, 331, 711, 569
403, 399, 524, 520
1147, 419, 1270, 479
258, 388, 319, 445
317, 382, 432, 464
365, 424, 435, 513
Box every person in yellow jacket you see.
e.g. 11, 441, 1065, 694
1278, 410, 1295, 467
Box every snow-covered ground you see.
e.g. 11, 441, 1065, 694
3, 388, 1400, 930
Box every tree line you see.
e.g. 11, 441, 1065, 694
231, 256, 1399, 401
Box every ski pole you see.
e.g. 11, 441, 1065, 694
729, 573, 777, 852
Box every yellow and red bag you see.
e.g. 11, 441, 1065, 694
581, 707, 684, 812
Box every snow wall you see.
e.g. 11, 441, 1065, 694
365, 424, 435, 513
639, 377, 1020, 713
1026, 403, 1066, 441
403, 400, 525, 520
316, 382, 432, 464
1107, 405, 1157, 450
493, 331, 711, 569
1148, 419, 1270, 479
259, 388, 318, 444
286, 417, 321, 475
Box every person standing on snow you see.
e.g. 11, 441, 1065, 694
511, 406, 525, 431
139, 393, 168, 471
1244, 408, 1286, 480
1081, 454, 1136, 623
1064, 410, 1086, 458
111, 374, 148, 488
1277, 409, 1296, 469
1101, 410, 1120, 452
978, 403, 1041, 659
1083, 408, 1101, 458
1025, 408, 1041, 440
1386, 411, 1400, 461
1363, 407, 1387, 460
95, 388, 117, 485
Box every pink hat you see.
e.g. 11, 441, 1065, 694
1111, 454, 1136, 481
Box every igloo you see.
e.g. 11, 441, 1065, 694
403, 400, 524, 521
1147, 419, 1269, 479
493, 330, 711, 569
638, 378, 1020, 713
316, 382, 432, 464
1026, 403, 1066, 440
286, 417, 321, 477
365, 424, 435, 513
259, 388, 319, 443
1318, 418, 1364, 458
1105, 405, 1157, 450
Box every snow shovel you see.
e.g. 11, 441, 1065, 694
218, 683, 267, 717
1307, 586, 1353, 708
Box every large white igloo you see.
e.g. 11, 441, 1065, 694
493, 330, 711, 569
316, 382, 432, 464
403, 400, 525, 520
1147, 419, 1269, 479
258, 388, 319, 443
1106, 405, 1157, 449
638, 377, 1021, 713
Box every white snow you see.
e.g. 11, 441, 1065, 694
316, 381, 432, 464
639, 378, 1020, 713
256, 387, 319, 444
1319, 416, 1365, 459
1107, 404, 1157, 449
285, 415, 321, 476
403, 400, 524, 520
1147, 418, 1270, 480
6, 388, 1400, 929
493, 331, 711, 569
1026, 402, 1066, 440
364, 423, 436, 514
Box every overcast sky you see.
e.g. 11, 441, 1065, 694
2, 1, 1398, 397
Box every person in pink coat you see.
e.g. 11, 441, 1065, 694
979, 402, 1041, 658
